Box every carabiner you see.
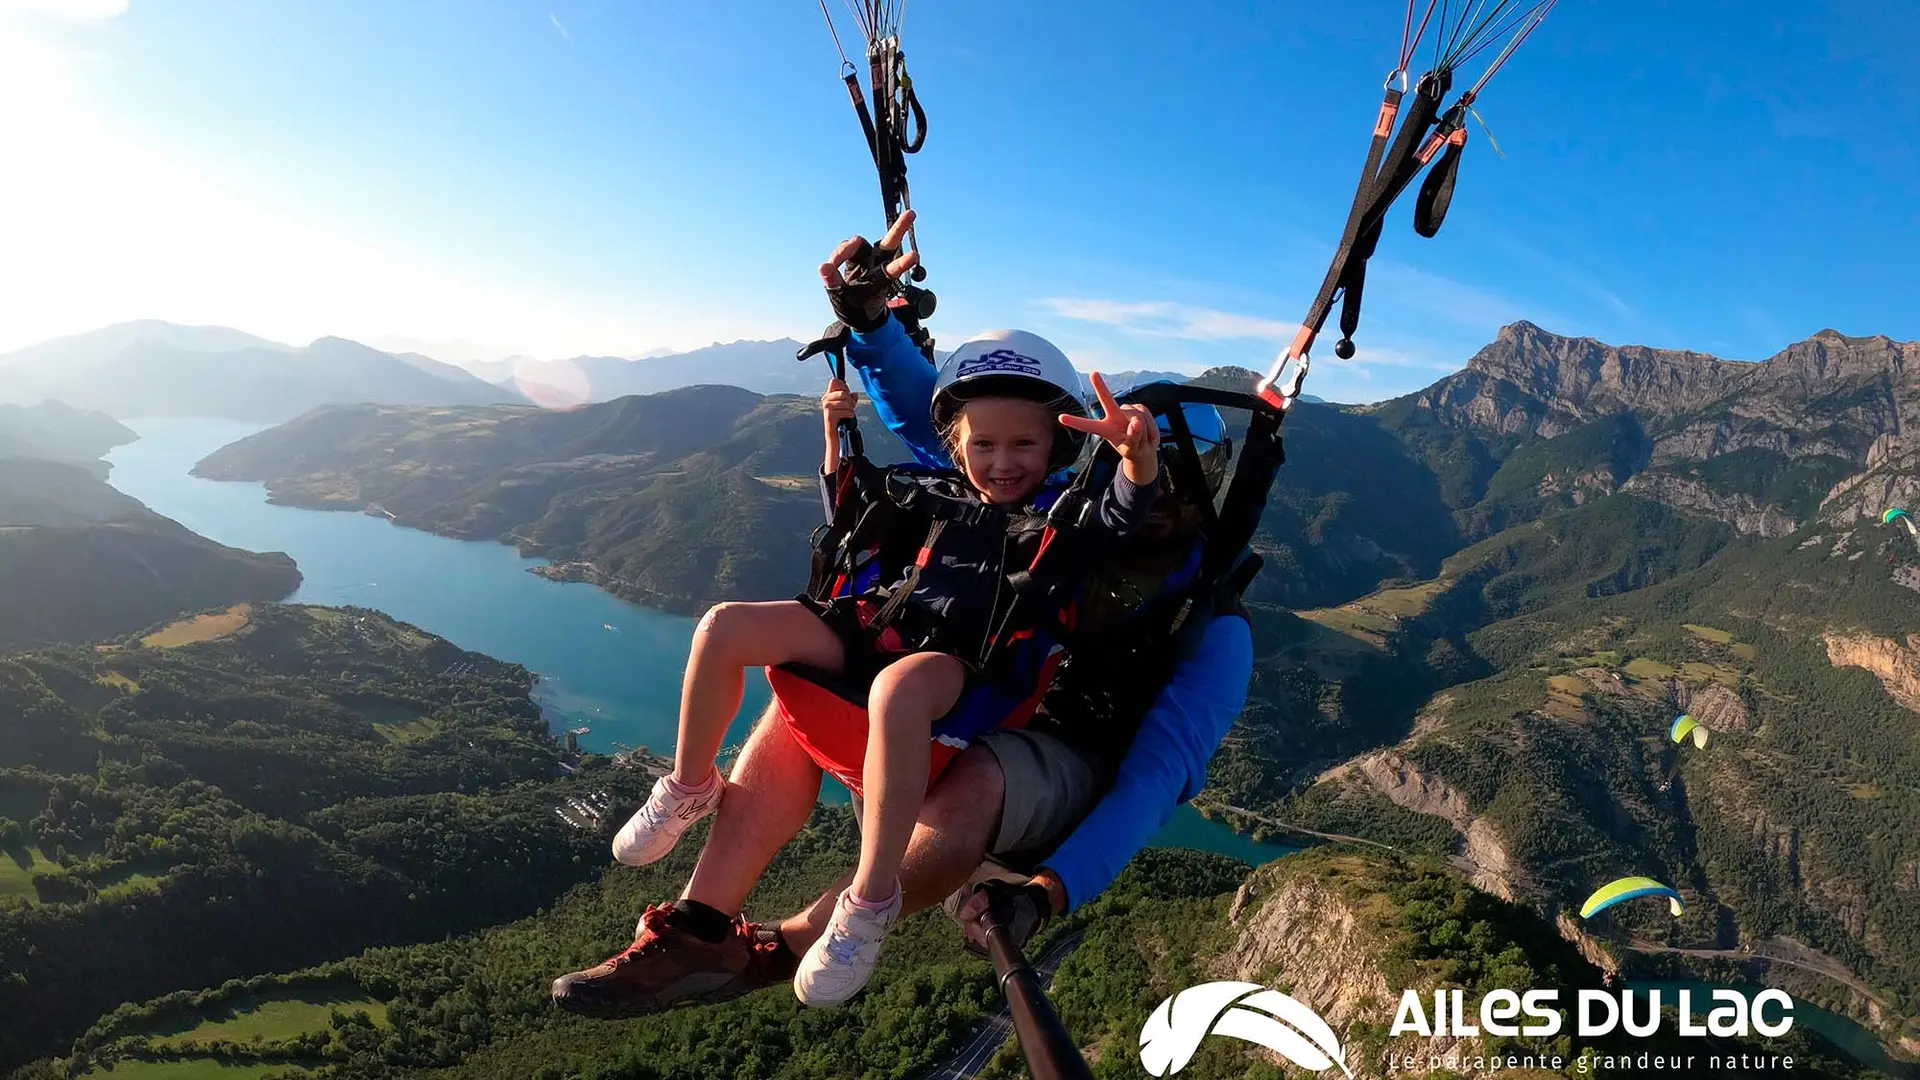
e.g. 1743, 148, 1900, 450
1255, 349, 1311, 412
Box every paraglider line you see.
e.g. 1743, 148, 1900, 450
1401, 0, 1442, 73
1446, 0, 1520, 67
1460, 2, 1556, 96
819, 0, 854, 68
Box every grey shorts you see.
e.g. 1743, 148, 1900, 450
974, 728, 1101, 856
849, 727, 1101, 917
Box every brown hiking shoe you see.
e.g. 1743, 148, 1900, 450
704, 921, 801, 1007
550, 904, 797, 1019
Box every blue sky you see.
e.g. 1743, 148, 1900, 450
0, 0, 1913, 403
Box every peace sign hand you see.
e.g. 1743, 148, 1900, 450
819, 210, 921, 333
1058, 372, 1160, 486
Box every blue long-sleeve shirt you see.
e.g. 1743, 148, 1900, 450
843, 315, 1255, 911
844, 316, 949, 469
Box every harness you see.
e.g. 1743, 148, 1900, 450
1018, 385, 1281, 760
1256, 0, 1558, 411
802, 449, 1109, 677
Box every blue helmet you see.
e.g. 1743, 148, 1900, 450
1136, 382, 1231, 499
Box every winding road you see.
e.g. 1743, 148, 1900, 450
1626, 938, 1892, 1007
923, 931, 1087, 1080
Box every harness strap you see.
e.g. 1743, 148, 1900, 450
1413, 126, 1467, 238
1258, 72, 1450, 407
867, 517, 947, 630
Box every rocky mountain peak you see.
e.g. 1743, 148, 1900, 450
1422, 322, 1741, 437
1759, 329, 1912, 386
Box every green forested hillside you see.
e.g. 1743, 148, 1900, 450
0, 459, 301, 649
0, 604, 625, 1074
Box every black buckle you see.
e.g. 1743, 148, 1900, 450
1046, 488, 1094, 531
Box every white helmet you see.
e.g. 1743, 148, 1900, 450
931, 330, 1090, 471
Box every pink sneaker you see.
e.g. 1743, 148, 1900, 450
609, 770, 723, 866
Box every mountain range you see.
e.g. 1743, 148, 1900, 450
0, 322, 521, 422
0, 319, 1206, 422
420, 339, 1194, 404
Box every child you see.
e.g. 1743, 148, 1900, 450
608, 330, 1159, 1006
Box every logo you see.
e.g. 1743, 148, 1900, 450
955, 348, 1044, 380
1139, 981, 1352, 1078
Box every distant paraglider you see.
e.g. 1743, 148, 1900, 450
1883, 508, 1918, 553
1581, 877, 1684, 920
1658, 713, 1711, 792
1669, 714, 1709, 750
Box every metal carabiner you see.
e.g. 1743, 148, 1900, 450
1255, 322, 1316, 410
1255, 350, 1311, 412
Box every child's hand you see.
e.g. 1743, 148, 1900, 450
822, 379, 859, 428
1060, 372, 1160, 474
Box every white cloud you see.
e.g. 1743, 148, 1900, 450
548, 12, 568, 39
1040, 297, 1300, 344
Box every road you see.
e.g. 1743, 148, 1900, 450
1206, 802, 1405, 853
923, 931, 1086, 1080
1626, 938, 1891, 1007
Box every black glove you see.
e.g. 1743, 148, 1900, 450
968, 878, 1053, 957
825, 237, 901, 333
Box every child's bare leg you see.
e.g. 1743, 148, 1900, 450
852, 651, 967, 900
674, 600, 844, 786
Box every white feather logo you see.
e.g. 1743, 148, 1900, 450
1138, 981, 1352, 1078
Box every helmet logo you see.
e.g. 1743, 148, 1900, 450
956, 349, 1045, 379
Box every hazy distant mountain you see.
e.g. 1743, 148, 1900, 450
486, 340, 820, 402
1105, 369, 1197, 392
480, 347, 1204, 404
0, 320, 288, 368
391, 349, 511, 387
0, 322, 523, 421
0, 400, 138, 478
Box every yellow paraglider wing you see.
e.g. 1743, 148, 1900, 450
1580, 877, 1684, 919
1670, 715, 1700, 745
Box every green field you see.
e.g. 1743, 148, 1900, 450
146, 983, 387, 1050
370, 718, 435, 743
0, 844, 52, 904
82, 1058, 307, 1080
1623, 656, 1679, 679
96, 864, 166, 900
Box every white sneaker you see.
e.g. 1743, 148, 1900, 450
793, 883, 902, 1007
610, 770, 723, 866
